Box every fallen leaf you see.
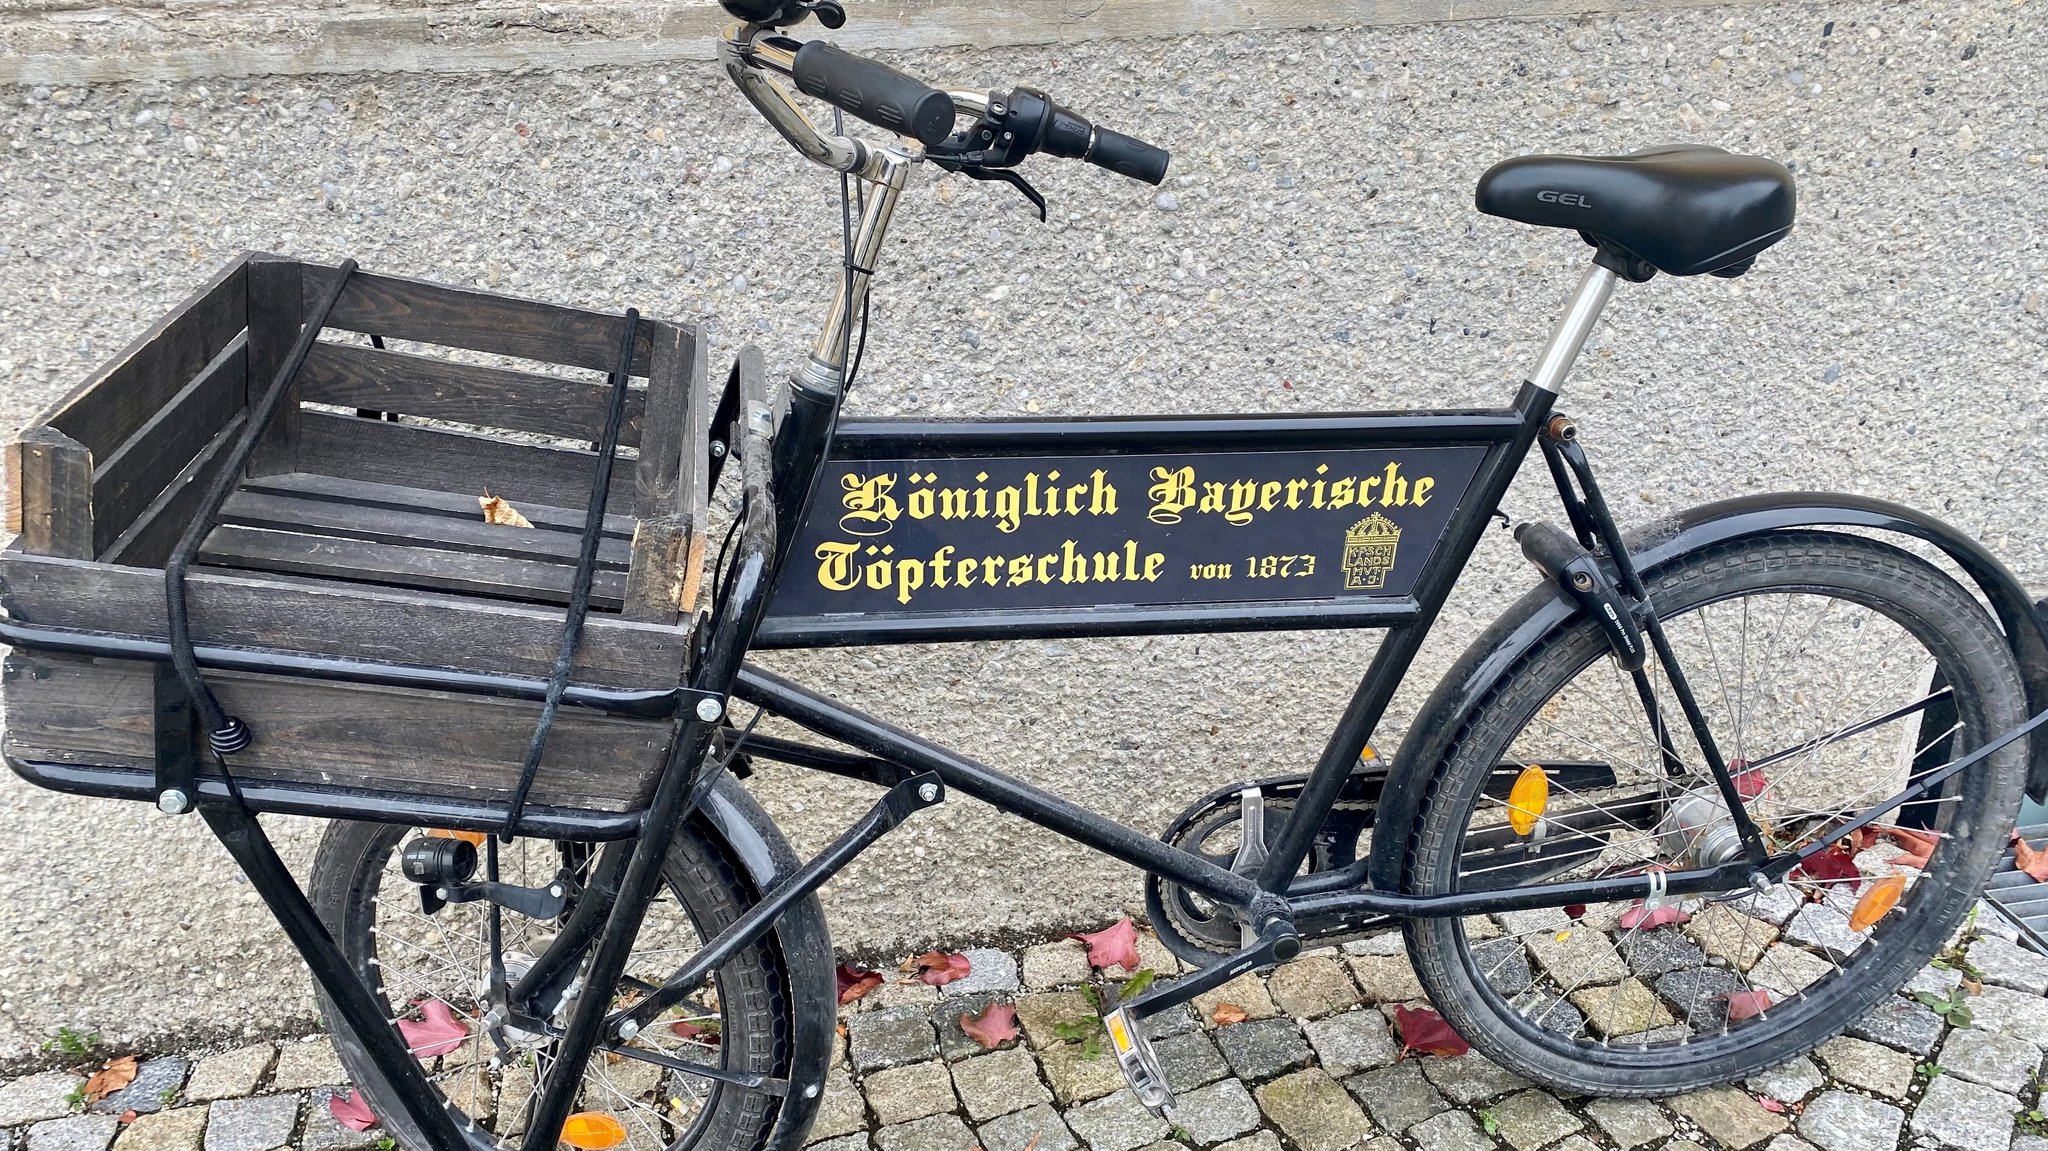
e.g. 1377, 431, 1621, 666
398, 999, 470, 1058
1726, 990, 1773, 1021
1757, 1096, 1787, 1113
1617, 901, 1690, 931
1067, 919, 1142, 972
1961, 977, 1984, 995
1394, 1005, 1471, 1058
669, 1019, 720, 1045
328, 1090, 378, 1132
837, 962, 884, 1005
117, 1111, 139, 1126
2015, 835, 2048, 882
1562, 904, 1587, 921
1730, 759, 1766, 800
959, 1002, 1020, 1050
83, 1056, 139, 1103
480, 494, 534, 528
1793, 844, 1862, 894
1210, 1002, 1250, 1026
1850, 875, 1907, 932
905, 951, 973, 987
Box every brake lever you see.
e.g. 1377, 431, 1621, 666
951, 165, 1047, 222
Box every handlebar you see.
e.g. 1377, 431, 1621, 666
1008, 88, 1171, 186
791, 40, 956, 148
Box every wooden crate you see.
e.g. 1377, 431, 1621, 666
2, 254, 713, 813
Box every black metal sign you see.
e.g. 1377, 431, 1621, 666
768, 445, 1487, 622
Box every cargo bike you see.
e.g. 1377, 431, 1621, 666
6, 2, 2048, 1148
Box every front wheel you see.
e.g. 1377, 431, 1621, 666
1403, 531, 2027, 1095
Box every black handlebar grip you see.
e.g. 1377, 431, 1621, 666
792, 40, 956, 147
1039, 101, 1171, 185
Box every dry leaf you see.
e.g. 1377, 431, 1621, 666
959, 1002, 1021, 1050
837, 963, 884, 1005
480, 494, 534, 528
1617, 900, 1690, 931
1210, 1002, 1250, 1026
1756, 1096, 1787, 1113
398, 999, 470, 1057
904, 951, 974, 987
1726, 990, 1773, 1021
117, 1110, 139, 1126
328, 1090, 378, 1132
1067, 919, 1142, 972
1393, 1005, 1471, 1058
83, 1055, 139, 1103
2015, 834, 2048, 882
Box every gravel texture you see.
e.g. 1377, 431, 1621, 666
0, 0, 2044, 1062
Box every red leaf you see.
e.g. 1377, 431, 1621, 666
1726, 990, 1773, 1022
1757, 1096, 1787, 1113
907, 951, 974, 987
669, 1019, 720, 1045
1617, 901, 1690, 931
1730, 760, 1766, 800
397, 999, 469, 1058
1793, 844, 1862, 894
1394, 1005, 1471, 1058
1562, 904, 1587, 921
117, 1111, 139, 1126
837, 963, 884, 1005
329, 1090, 378, 1132
2016, 835, 2048, 882
1886, 827, 1942, 858
959, 1002, 1021, 1050
1067, 919, 1142, 972
1891, 851, 1931, 870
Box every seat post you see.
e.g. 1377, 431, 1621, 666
1529, 262, 1621, 394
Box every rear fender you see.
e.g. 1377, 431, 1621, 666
1365, 492, 2048, 893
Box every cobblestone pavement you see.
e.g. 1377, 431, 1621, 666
6, 910, 2048, 1151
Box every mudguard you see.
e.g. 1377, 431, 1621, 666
1366, 491, 2048, 894
699, 772, 837, 1151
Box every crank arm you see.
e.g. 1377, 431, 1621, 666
597, 1039, 791, 1096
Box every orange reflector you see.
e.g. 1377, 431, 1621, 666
1849, 874, 1906, 932
561, 1113, 628, 1150
1507, 764, 1549, 837
426, 828, 487, 847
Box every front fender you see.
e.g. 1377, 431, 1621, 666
1366, 491, 2048, 893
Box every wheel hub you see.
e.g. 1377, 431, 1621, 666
1656, 785, 1746, 867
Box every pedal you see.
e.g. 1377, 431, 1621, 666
1102, 1006, 1176, 1116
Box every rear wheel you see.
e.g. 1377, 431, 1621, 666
1403, 532, 2027, 1094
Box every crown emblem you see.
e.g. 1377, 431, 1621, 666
1341, 513, 1402, 591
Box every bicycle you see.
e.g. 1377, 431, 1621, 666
6, 1, 2048, 1149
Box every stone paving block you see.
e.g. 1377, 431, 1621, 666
980, 1102, 1079, 1151
1303, 1008, 1397, 1078
184, 1047, 276, 1105
808, 1072, 869, 1142
1210, 1133, 1282, 1151
1667, 1085, 1788, 1150
935, 991, 1010, 1061
1762, 1138, 1820, 1151
1845, 996, 1945, 1057
1812, 1035, 1914, 1099
1747, 1055, 1825, 1104
1753, 944, 1836, 999
1516, 911, 1627, 984
1172, 1078, 1260, 1146
1192, 973, 1277, 1024
810, 1136, 872, 1151
27, 1115, 121, 1151
1469, 938, 1534, 995
1014, 991, 1100, 1050
1410, 1110, 1493, 1151
1066, 1089, 1171, 1151
1152, 1032, 1228, 1094
0, 1071, 89, 1126
1550, 1139, 1601, 1151
1213, 1018, 1310, 1083
1684, 904, 1779, 969
873, 982, 944, 1011
1968, 935, 2048, 995
90, 1058, 188, 1117
1344, 931, 1406, 957
1138, 1001, 1200, 1041
1022, 941, 1091, 989
1486, 1089, 1581, 1151
1583, 1097, 1673, 1149
1346, 955, 1425, 1004
1417, 1051, 1528, 1104
1906, 963, 1965, 998
1937, 1026, 2043, 1093
1254, 1068, 1372, 1151
1134, 930, 1184, 977
1265, 957, 1359, 1019
951, 1047, 1048, 1121
298, 1089, 379, 1151
1652, 966, 1742, 1032
1783, 905, 1859, 960
269, 1041, 347, 1090
1570, 977, 1675, 1037
1964, 984, 2048, 1049
1907, 1073, 2022, 1150
864, 1060, 958, 1126
943, 949, 1022, 997
2014, 1137, 2048, 1151
1040, 1041, 1125, 1105
202, 1095, 298, 1151
850, 1006, 941, 1073
1795, 1090, 1902, 1151
1343, 1060, 1447, 1134
875, 1114, 978, 1151
113, 1107, 208, 1151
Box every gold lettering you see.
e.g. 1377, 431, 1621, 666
1200, 482, 1226, 515
815, 541, 860, 591
1148, 466, 1195, 524
1259, 480, 1283, 511
1330, 477, 1356, 509
837, 474, 899, 536
896, 560, 923, 604
995, 486, 1023, 533
1061, 540, 1087, 584
1091, 469, 1118, 516
1412, 476, 1435, 505
1286, 478, 1309, 509
1143, 551, 1165, 581
1226, 480, 1259, 525
1381, 462, 1409, 506
1360, 475, 1381, 505
1007, 556, 1034, 585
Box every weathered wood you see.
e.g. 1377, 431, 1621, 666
101, 414, 246, 567
36, 255, 250, 460
244, 256, 306, 477
199, 524, 629, 610
302, 263, 655, 376
240, 472, 637, 538
90, 333, 249, 555
622, 321, 707, 623
3, 651, 663, 811
295, 409, 641, 516
0, 549, 686, 688
297, 340, 650, 446
5, 426, 94, 558
218, 489, 634, 569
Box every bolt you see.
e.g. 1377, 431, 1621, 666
617, 1019, 641, 1041
710, 440, 727, 458
549, 884, 565, 899
1571, 571, 1595, 591
695, 696, 725, 723
436, 887, 451, 900
804, 1083, 821, 1099
156, 789, 190, 815
917, 782, 940, 803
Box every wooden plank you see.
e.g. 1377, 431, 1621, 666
622, 321, 706, 623
218, 490, 633, 569
297, 340, 650, 446
2, 651, 663, 811
101, 413, 245, 567
244, 255, 306, 477
295, 409, 641, 517
90, 333, 249, 555
5, 426, 94, 558
0, 550, 687, 688
37, 255, 250, 460
301, 263, 654, 376
198, 525, 629, 610
240, 472, 637, 539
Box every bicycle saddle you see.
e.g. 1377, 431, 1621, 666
1475, 145, 1795, 278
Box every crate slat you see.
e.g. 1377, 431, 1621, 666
296, 410, 640, 517
246, 256, 307, 476
90, 333, 249, 556
5, 426, 95, 559
218, 489, 633, 570
240, 472, 638, 539
199, 524, 628, 610
622, 321, 711, 623
298, 340, 651, 446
